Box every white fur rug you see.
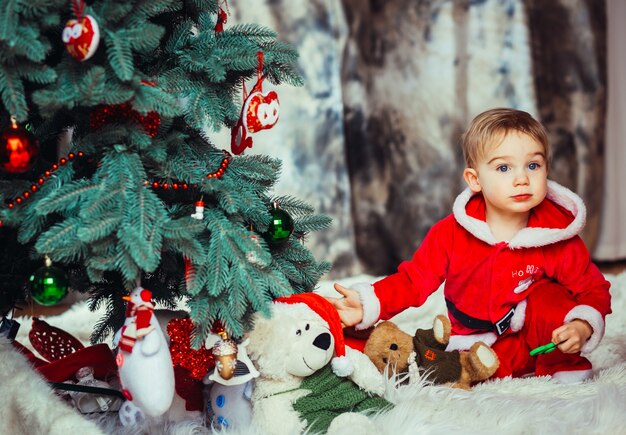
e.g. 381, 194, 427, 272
8, 272, 626, 434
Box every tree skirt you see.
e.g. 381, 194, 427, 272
5, 272, 626, 434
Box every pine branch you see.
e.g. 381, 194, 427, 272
0, 65, 28, 121
0, 0, 19, 41
294, 214, 333, 233
36, 179, 98, 215
76, 215, 122, 243
105, 29, 135, 81
35, 217, 82, 254
130, 0, 178, 21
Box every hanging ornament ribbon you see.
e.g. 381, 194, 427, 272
214, 1, 230, 33
230, 52, 280, 155
62, 0, 101, 61
71, 0, 85, 18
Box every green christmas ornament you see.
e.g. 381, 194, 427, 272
29, 256, 69, 306
266, 204, 294, 245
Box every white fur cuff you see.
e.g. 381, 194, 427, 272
350, 282, 380, 330
446, 332, 497, 352
552, 369, 593, 384
564, 305, 605, 355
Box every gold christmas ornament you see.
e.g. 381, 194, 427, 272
212, 333, 238, 380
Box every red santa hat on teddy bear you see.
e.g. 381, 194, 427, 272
275, 292, 354, 377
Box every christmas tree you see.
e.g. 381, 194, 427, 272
0, 0, 330, 346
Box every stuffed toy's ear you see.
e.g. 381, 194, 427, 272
245, 313, 273, 361
363, 321, 413, 376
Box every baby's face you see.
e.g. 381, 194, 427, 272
471, 131, 548, 218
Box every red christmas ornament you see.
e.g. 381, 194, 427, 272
62, 1, 100, 61
90, 103, 161, 137
231, 51, 280, 155
243, 90, 279, 133
167, 317, 215, 381
0, 117, 39, 174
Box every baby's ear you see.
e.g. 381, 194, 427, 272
463, 168, 481, 192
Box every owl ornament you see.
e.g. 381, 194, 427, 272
230, 51, 280, 155
62, 1, 100, 61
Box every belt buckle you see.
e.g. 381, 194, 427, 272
495, 307, 515, 335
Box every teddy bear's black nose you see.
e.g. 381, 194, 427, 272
313, 332, 331, 350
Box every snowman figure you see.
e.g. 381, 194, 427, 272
114, 286, 175, 425
204, 338, 259, 430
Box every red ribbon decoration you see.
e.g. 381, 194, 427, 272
214, 1, 230, 33
71, 0, 85, 19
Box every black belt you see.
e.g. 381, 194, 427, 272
445, 298, 515, 336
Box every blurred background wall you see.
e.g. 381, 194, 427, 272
219, 0, 625, 278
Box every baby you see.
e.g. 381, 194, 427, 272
328, 108, 611, 383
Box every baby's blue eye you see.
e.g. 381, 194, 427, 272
528, 162, 539, 170
497, 165, 509, 172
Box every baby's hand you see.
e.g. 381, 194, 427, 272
324, 283, 364, 327
551, 319, 592, 354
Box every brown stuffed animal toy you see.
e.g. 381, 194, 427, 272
363, 315, 499, 390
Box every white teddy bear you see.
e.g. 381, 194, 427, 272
245, 293, 389, 435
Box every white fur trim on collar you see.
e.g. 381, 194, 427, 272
453, 188, 498, 245
564, 305, 605, 355
453, 180, 586, 248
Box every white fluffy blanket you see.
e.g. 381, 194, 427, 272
7, 272, 626, 434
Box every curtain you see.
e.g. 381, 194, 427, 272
341, 0, 607, 274
594, 0, 626, 260
525, 0, 607, 251
340, 0, 538, 275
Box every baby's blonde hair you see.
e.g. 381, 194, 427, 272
461, 108, 551, 170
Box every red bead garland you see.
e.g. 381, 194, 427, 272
5, 151, 84, 209
148, 151, 231, 189
206, 154, 230, 179
4, 150, 232, 208
149, 181, 193, 190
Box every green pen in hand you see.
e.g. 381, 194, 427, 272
529, 341, 559, 356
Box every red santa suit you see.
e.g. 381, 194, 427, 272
352, 180, 611, 381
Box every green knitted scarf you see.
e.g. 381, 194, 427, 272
292, 365, 391, 434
